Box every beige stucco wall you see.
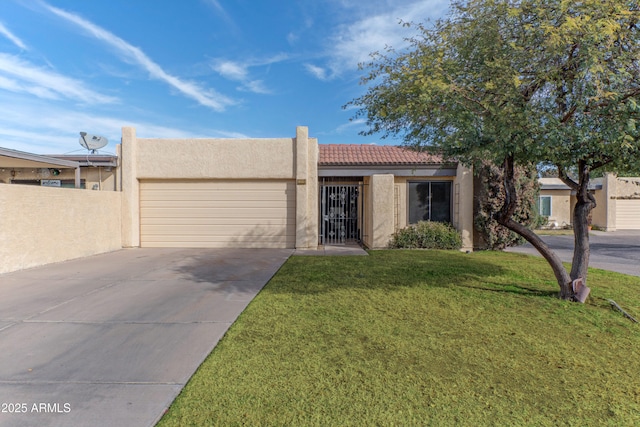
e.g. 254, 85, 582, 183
295, 127, 319, 249
0, 184, 122, 274
615, 177, 640, 198
539, 189, 572, 227
592, 174, 615, 230
454, 164, 474, 251
368, 174, 395, 249
120, 126, 318, 249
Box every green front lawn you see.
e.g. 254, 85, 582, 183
158, 250, 640, 426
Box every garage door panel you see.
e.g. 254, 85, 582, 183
143, 240, 291, 249
141, 190, 294, 203
141, 224, 296, 236
616, 200, 640, 229
140, 180, 296, 248
141, 200, 295, 209
140, 207, 294, 219
141, 217, 293, 226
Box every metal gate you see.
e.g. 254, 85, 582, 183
320, 184, 363, 245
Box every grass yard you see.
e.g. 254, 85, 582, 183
158, 250, 640, 426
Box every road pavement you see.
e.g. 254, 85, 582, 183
505, 230, 640, 277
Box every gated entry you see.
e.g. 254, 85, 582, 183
320, 183, 363, 245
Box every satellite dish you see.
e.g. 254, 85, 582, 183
79, 131, 108, 153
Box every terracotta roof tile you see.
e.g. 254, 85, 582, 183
318, 144, 445, 166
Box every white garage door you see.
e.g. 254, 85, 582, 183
140, 180, 296, 248
616, 199, 640, 229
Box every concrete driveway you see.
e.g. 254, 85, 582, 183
0, 248, 292, 427
505, 230, 640, 277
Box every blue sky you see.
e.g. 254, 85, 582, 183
0, 0, 448, 154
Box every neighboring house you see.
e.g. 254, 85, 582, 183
0, 147, 117, 190
0, 147, 121, 275
538, 178, 578, 228
538, 175, 640, 230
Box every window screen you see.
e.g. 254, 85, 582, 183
408, 181, 452, 224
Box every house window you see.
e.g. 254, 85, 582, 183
539, 195, 552, 217
408, 181, 452, 224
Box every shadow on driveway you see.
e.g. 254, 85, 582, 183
0, 248, 292, 427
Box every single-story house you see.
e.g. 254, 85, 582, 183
538, 176, 640, 230
119, 126, 474, 251
0, 125, 474, 273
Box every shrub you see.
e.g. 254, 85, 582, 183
388, 221, 462, 250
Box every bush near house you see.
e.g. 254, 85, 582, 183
388, 221, 462, 250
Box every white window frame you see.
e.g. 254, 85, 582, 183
539, 195, 552, 217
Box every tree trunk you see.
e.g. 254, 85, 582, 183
568, 162, 596, 286
498, 217, 574, 298
497, 156, 574, 299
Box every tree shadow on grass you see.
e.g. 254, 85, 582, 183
455, 281, 559, 298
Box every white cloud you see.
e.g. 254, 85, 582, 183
336, 118, 366, 133
308, 0, 447, 80
287, 32, 299, 45
202, 0, 237, 28
240, 80, 271, 95
43, 2, 236, 112
211, 54, 288, 94
0, 99, 247, 154
0, 53, 118, 103
212, 60, 248, 81
304, 64, 328, 81
0, 22, 28, 50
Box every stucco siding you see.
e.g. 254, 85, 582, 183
136, 138, 296, 179
0, 184, 122, 274
539, 189, 572, 227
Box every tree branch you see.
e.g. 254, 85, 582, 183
557, 165, 579, 191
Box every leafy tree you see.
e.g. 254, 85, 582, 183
348, 0, 640, 300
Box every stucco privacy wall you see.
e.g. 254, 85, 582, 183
0, 184, 122, 274
120, 126, 318, 248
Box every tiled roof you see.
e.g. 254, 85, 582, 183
319, 144, 445, 166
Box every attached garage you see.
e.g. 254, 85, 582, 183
140, 180, 296, 248
616, 199, 640, 230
